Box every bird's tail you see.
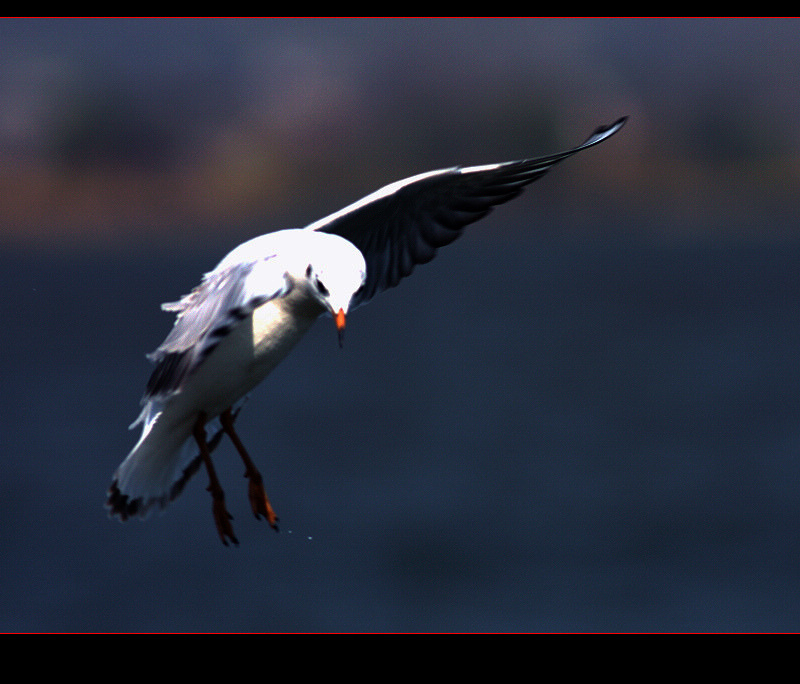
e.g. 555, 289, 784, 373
105, 401, 230, 521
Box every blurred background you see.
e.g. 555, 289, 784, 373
2, 18, 800, 631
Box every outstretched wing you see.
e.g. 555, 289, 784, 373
143, 257, 291, 401
308, 117, 626, 305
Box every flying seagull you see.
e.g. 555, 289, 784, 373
106, 117, 627, 545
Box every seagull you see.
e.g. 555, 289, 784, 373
106, 116, 627, 545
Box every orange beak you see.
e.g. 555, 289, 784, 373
335, 308, 346, 348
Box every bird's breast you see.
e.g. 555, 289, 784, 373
170, 291, 324, 420
249, 294, 320, 366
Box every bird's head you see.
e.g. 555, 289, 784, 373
302, 234, 367, 347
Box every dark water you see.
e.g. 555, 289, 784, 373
3, 222, 800, 632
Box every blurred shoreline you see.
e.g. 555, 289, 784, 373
1, 18, 799, 250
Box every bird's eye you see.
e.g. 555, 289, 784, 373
315, 278, 329, 296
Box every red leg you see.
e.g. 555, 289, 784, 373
220, 408, 279, 531
193, 412, 239, 546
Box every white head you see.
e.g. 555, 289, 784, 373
295, 231, 367, 346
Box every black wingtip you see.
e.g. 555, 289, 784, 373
606, 116, 628, 133
581, 116, 628, 148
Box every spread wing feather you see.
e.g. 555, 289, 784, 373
309, 117, 626, 305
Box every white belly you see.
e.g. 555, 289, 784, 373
166, 292, 323, 423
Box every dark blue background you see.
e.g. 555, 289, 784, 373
4, 221, 800, 631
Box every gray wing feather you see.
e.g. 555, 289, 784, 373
143, 258, 289, 401
311, 117, 626, 305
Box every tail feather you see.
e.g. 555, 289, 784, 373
106, 446, 203, 520
106, 402, 235, 521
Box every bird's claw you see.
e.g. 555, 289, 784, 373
246, 471, 279, 531
208, 485, 239, 546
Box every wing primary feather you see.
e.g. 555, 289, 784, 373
311, 117, 626, 306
